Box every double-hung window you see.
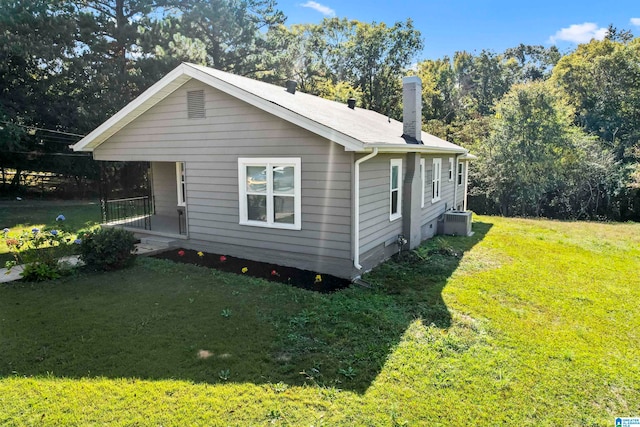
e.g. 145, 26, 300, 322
238, 158, 301, 230
448, 157, 454, 181
176, 162, 186, 206
420, 158, 426, 208
458, 162, 464, 186
389, 159, 402, 221
432, 158, 442, 203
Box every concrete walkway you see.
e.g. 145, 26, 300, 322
0, 242, 168, 284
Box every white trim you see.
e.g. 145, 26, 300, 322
176, 162, 186, 207
432, 158, 442, 203
458, 161, 464, 186
453, 154, 461, 209
238, 157, 301, 230
366, 144, 466, 154
463, 161, 469, 211
73, 66, 191, 151
354, 148, 378, 270
420, 158, 425, 208
73, 63, 365, 153
389, 159, 402, 221
448, 157, 454, 181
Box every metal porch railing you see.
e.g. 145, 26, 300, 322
101, 196, 152, 230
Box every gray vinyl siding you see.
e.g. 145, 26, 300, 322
94, 79, 353, 277
420, 155, 452, 235
151, 162, 178, 216
358, 154, 404, 254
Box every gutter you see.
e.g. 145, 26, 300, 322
365, 144, 465, 154
353, 147, 379, 270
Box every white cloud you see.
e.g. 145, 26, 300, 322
631, 18, 640, 27
548, 22, 608, 44
301, 1, 335, 17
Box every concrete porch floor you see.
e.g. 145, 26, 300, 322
104, 214, 186, 238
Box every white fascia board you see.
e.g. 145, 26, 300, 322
366, 144, 468, 155
182, 65, 365, 152
73, 65, 192, 152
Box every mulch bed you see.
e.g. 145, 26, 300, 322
152, 248, 351, 293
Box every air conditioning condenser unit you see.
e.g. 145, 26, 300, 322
442, 211, 473, 236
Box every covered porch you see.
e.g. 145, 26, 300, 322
100, 161, 188, 238
101, 196, 186, 237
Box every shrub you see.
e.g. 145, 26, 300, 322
79, 227, 137, 271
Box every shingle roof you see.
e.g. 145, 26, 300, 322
73, 62, 468, 154
188, 63, 465, 153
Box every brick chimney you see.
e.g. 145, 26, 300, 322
402, 76, 422, 143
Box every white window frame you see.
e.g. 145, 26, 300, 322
458, 161, 464, 186
420, 158, 425, 208
389, 159, 402, 221
176, 162, 186, 207
432, 158, 442, 203
238, 157, 301, 230
448, 157, 454, 181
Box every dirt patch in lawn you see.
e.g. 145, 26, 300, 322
152, 248, 351, 293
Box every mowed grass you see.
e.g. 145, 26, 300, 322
0, 215, 639, 425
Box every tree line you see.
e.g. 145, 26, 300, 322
415, 31, 639, 220
0, 1, 638, 220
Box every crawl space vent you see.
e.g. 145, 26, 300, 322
187, 90, 205, 119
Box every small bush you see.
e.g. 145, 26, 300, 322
79, 227, 137, 271
21, 262, 62, 282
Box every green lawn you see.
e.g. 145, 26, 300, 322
0, 215, 639, 425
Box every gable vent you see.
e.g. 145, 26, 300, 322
187, 90, 205, 119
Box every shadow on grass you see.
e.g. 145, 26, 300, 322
0, 221, 492, 394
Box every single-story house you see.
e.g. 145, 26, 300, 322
73, 62, 474, 279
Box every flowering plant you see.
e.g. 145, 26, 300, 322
2, 215, 74, 281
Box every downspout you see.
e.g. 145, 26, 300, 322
354, 148, 379, 270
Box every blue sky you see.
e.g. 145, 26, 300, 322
278, 0, 639, 59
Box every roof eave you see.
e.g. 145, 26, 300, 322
365, 143, 468, 155
74, 62, 366, 153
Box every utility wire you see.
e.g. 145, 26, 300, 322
3, 151, 91, 157
0, 121, 86, 138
